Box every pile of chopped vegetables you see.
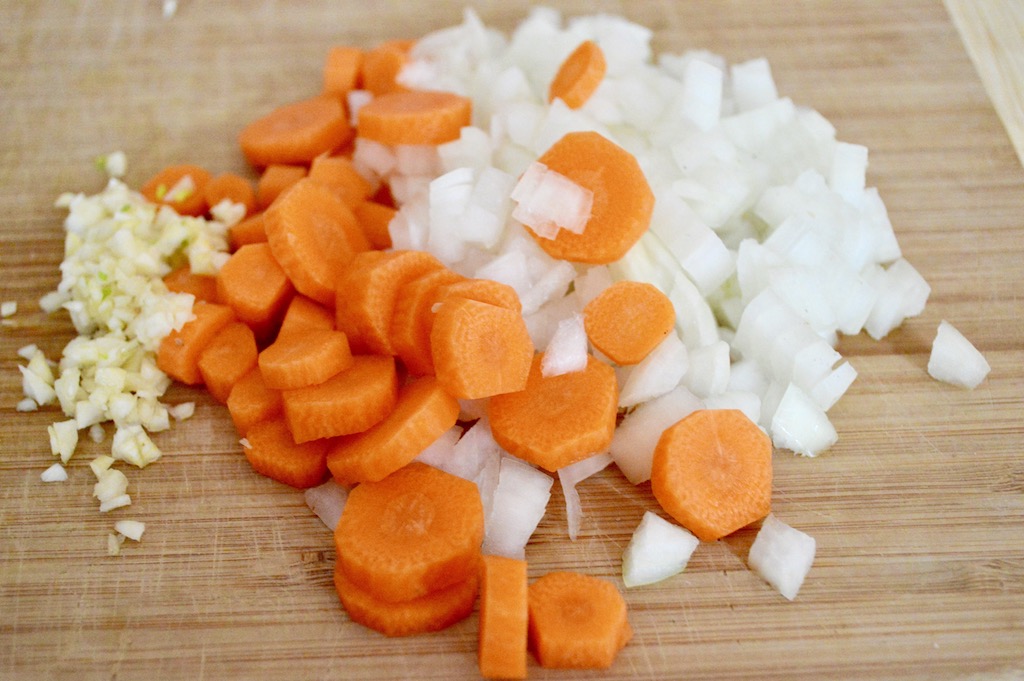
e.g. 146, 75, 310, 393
13, 7, 992, 677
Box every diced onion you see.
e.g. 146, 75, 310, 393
748, 514, 816, 601
927, 320, 990, 389
622, 511, 700, 587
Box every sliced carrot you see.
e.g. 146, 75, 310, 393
391, 268, 465, 376
326, 376, 460, 485
487, 354, 618, 472
335, 249, 444, 355
256, 163, 308, 211
334, 461, 484, 602
583, 280, 675, 365
215, 242, 294, 340
227, 366, 283, 436
156, 302, 236, 385
352, 200, 396, 250
650, 409, 772, 542
360, 40, 413, 96
203, 172, 256, 216
334, 563, 478, 638
228, 212, 268, 250
197, 321, 258, 403
238, 95, 352, 167
527, 571, 632, 670
308, 154, 373, 207
478, 555, 529, 680
243, 418, 329, 489
322, 45, 364, 97
140, 163, 212, 217
548, 40, 607, 109
163, 265, 218, 304
282, 354, 398, 444
430, 297, 534, 400
258, 328, 353, 391
277, 294, 334, 341
529, 131, 654, 264
437, 277, 523, 314
357, 90, 472, 146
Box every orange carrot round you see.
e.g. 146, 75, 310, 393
197, 321, 258, 404
352, 200, 396, 250
256, 164, 307, 210
360, 40, 413, 96
228, 212, 267, 250
243, 418, 329, 489
227, 366, 283, 436
215, 241, 294, 341
583, 280, 676, 365
548, 40, 607, 109
163, 265, 218, 304
276, 294, 335, 341
258, 328, 353, 391
391, 268, 466, 376
238, 95, 352, 167
203, 172, 256, 215
322, 45, 364, 97
308, 154, 373, 208
357, 91, 472, 146
478, 555, 529, 680
140, 163, 212, 217
156, 302, 236, 385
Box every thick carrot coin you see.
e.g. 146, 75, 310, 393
360, 40, 413, 96
258, 328, 353, 391
583, 280, 675, 365
277, 294, 334, 341
548, 40, 607, 109
357, 91, 472, 146
436, 278, 522, 314
243, 418, 329, 489
157, 302, 236, 385
163, 265, 218, 304
488, 354, 618, 472
215, 242, 294, 340
650, 409, 772, 542
527, 571, 632, 669
228, 212, 267, 250
203, 172, 256, 215
238, 95, 352, 167
308, 154, 373, 208
282, 354, 398, 444
227, 366, 283, 436
391, 268, 465, 376
326, 376, 460, 485
322, 45, 363, 97
334, 461, 484, 602
353, 200, 396, 250
256, 163, 307, 210
197, 321, 258, 403
140, 163, 212, 217
478, 555, 528, 680
529, 131, 654, 264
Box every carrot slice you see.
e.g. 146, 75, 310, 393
282, 354, 398, 444
227, 366, 283, 436
334, 563, 478, 638
264, 178, 371, 305
528, 131, 654, 264
322, 45, 364, 97
391, 268, 466, 376
352, 200, 395, 250
203, 172, 256, 216
548, 40, 607, 109
583, 280, 675, 365
487, 354, 618, 472
650, 409, 772, 542
326, 376, 460, 485
140, 164, 212, 217
437, 278, 523, 314
197, 321, 259, 403
228, 212, 268, 250
308, 154, 373, 208
277, 294, 334, 341
256, 163, 308, 211
335, 250, 444, 355
478, 555, 529, 680
334, 461, 484, 602
215, 242, 294, 340
156, 302, 236, 385
238, 95, 352, 167
360, 40, 413, 96
357, 91, 472, 146
243, 418, 329, 489
258, 328, 353, 391
163, 265, 218, 304
527, 571, 632, 669
430, 297, 534, 399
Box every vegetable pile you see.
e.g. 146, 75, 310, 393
14, 6, 993, 677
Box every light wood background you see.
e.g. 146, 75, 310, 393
2, 2, 1022, 679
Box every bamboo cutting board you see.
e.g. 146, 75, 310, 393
1, 2, 1022, 679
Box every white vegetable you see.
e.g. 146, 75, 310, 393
683, 340, 731, 398
304, 481, 349, 531
622, 511, 700, 587
99, 494, 132, 513
618, 331, 689, 408
609, 386, 702, 484
927, 321, 990, 389
107, 533, 125, 556
0, 300, 16, 317
770, 383, 837, 457
47, 419, 79, 463
541, 313, 588, 377
114, 519, 146, 541
511, 161, 593, 239
111, 424, 162, 468
90, 455, 115, 478
41, 462, 68, 483
748, 514, 816, 600
16, 398, 38, 412
482, 456, 553, 560
558, 452, 612, 540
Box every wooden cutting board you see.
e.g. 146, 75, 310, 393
2, 2, 1022, 679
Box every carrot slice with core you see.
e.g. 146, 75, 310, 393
548, 40, 607, 109
197, 321, 259, 403
227, 367, 283, 436
357, 90, 472, 146
478, 555, 529, 680
360, 40, 413, 96
353, 200, 396, 250
216, 241, 294, 340
228, 212, 267, 250
258, 328, 353, 391
276, 294, 335, 341
391, 268, 466, 376
308, 154, 373, 208
238, 95, 352, 167
256, 164, 307, 210
156, 302, 236, 385
583, 280, 675, 365
243, 418, 329, 489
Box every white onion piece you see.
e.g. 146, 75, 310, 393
304, 480, 349, 532
482, 456, 553, 560
810, 361, 858, 411
352, 137, 396, 180
618, 331, 689, 408
541, 313, 588, 377
439, 126, 493, 172
702, 391, 762, 425
40, 462, 68, 483
748, 514, 816, 601
519, 259, 576, 316
610, 386, 702, 484
683, 340, 731, 398
863, 258, 931, 340
474, 250, 533, 301
346, 89, 373, 128
679, 57, 723, 131
927, 321, 990, 389
114, 519, 146, 542
395, 144, 442, 177
572, 265, 613, 308
730, 57, 778, 112
622, 511, 700, 588
450, 420, 503, 519
511, 161, 593, 239
770, 383, 837, 457
523, 293, 581, 351
649, 194, 734, 294
829, 142, 868, 204
412, 426, 464, 471
558, 452, 613, 541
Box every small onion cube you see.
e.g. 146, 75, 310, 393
618, 331, 689, 408
40, 462, 68, 483
622, 511, 700, 588
927, 321, 991, 389
304, 480, 349, 531
511, 161, 593, 238
481, 456, 553, 560
610, 385, 702, 484
770, 383, 837, 457
541, 313, 588, 377
748, 514, 816, 600
558, 452, 612, 541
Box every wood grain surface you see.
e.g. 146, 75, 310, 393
2, 2, 1022, 680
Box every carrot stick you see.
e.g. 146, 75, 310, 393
238, 95, 353, 167
140, 163, 213, 217
228, 212, 268, 250
197, 321, 259, 403
548, 40, 607, 109
360, 40, 413, 96
215, 242, 294, 340
478, 555, 529, 680
357, 91, 472, 146
334, 461, 484, 602
650, 409, 772, 542
243, 417, 329, 489
276, 294, 334, 341
156, 302, 236, 385
583, 280, 676, 365
326, 376, 460, 485
352, 200, 396, 250
430, 297, 534, 399
258, 328, 353, 391
527, 571, 632, 669
529, 131, 654, 264
264, 178, 371, 305
203, 172, 256, 216
256, 164, 308, 211
282, 354, 398, 444
322, 45, 364, 97
163, 265, 219, 304
308, 154, 373, 207
487, 353, 618, 472
391, 267, 465, 376
227, 366, 283, 436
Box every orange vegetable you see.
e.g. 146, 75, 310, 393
228, 212, 268, 250
527, 571, 632, 669
264, 178, 371, 305
334, 461, 484, 602
282, 354, 398, 444
243, 418, 329, 489
437, 277, 523, 314
391, 267, 465, 376
360, 40, 413, 96
430, 297, 534, 399
326, 376, 459, 485
487, 354, 618, 472
227, 366, 283, 436
528, 131, 654, 264
163, 265, 218, 304
277, 294, 334, 341
352, 200, 395, 250
583, 280, 675, 365
203, 172, 256, 215
196, 321, 259, 403
322, 45, 363, 97
238, 95, 352, 167
478, 555, 529, 680
215, 242, 294, 340
308, 154, 373, 207
256, 163, 307, 211
548, 40, 607, 109
140, 163, 212, 217
650, 409, 772, 542
357, 90, 472, 146
156, 302, 236, 385
258, 328, 353, 391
